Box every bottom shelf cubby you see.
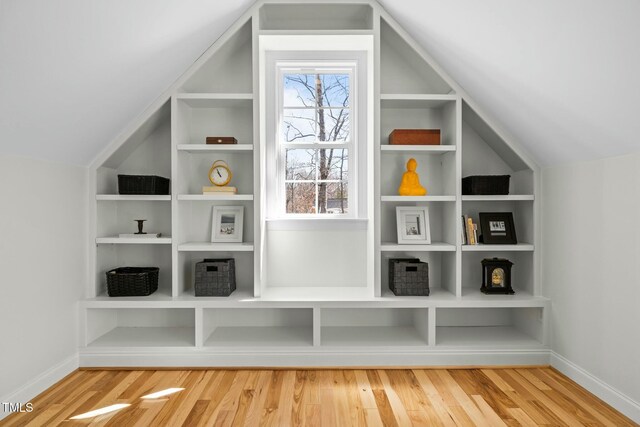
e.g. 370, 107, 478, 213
320, 308, 429, 347
435, 307, 544, 348
202, 308, 313, 348
86, 308, 195, 347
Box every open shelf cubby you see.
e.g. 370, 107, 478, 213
381, 251, 456, 298
203, 308, 313, 348
86, 308, 195, 347
436, 307, 544, 348
177, 251, 254, 298
320, 308, 429, 347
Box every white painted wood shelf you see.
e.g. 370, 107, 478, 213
321, 326, 427, 347
178, 242, 255, 252
177, 144, 253, 153
381, 195, 456, 202
380, 93, 457, 108
88, 327, 195, 348
380, 242, 456, 252
96, 195, 171, 201
380, 145, 456, 153
175, 92, 253, 108
436, 326, 543, 348
205, 326, 313, 348
461, 243, 534, 252
177, 194, 254, 201
96, 237, 172, 244
461, 195, 534, 201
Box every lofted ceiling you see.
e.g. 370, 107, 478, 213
1, 0, 638, 166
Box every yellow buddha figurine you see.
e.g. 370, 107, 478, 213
398, 158, 427, 196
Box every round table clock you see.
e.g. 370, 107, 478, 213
208, 160, 232, 186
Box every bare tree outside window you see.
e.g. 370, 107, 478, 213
282, 73, 350, 214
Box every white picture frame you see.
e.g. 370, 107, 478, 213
396, 206, 431, 244
211, 206, 244, 243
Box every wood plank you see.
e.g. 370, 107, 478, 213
242, 371, 272, 427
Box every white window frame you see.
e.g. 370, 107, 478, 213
276, 62, 357, 218
259, 35, 374, 228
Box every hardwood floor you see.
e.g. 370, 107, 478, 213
2, 368, 636, 426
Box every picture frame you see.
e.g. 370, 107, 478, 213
211, 206, 244, 243
396, 206, 431, 244
478, 212, 517, 244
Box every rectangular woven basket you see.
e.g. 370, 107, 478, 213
389, 258, 429, 296
106, 267, 159, 297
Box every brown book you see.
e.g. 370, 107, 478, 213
206, 137, 237, 144
389, 129, 440, 145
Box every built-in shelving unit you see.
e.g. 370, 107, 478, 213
82, 0, 547, 367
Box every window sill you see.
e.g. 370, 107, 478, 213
265, 218, 368, 231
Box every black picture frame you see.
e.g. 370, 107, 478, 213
479, 212, 517, 244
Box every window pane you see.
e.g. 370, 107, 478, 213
283, 73, 350, 108
319, 182, 348, 214
283, 74, 317, 107
317, 148, 348, 181
324, 109, 350, 142
282, 108, 316, 142
286, 183, 316, 214
320, 74, 350, 108
285, 149, 316, 180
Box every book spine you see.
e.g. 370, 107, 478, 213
467, 217, 476, 245
461, 216, 467, 245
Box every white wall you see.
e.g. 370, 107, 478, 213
0, 155, 86, 404
542, 152, 640, 411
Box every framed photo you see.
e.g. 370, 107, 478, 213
479, 212, 517, 244
211, 206, 244, 243
396, 206, 431, 244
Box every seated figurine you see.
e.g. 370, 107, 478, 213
398, 158, 427, 196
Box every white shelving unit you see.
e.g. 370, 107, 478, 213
82, 0, 548, 367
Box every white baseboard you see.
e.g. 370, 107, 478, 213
79, 348, 551, 368
551, 352, 640, 423
0, 354, 79, 421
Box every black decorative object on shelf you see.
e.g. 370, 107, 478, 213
479, 212, 517, 244
134, 219, 147, 235
389, 258, 429, 296
195, 258, 236, 297
481, 258, 514, 294
462, 175, 510, 195
118, 175, 170, 195
106, 267, 159, 297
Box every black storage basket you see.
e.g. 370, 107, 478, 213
462, 175, 510, 195
106, 267, 159, 297
389, 258, 429, 296
195, 259, 236, 297
118, 175, 170, 195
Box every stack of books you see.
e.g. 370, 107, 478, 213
202, 186, 237, 195
461, 215, 478, 245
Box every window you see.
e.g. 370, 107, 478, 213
277, 65, 356, 217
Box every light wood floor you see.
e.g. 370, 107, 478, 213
3, 368, 636, 426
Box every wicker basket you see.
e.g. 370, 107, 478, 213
118, 175, 170, 195
462, 175, 510, 195
195, 259, 236, 297
106, 267, 159, 297
389, 258, 429, 296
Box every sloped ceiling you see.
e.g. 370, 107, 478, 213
1, 0, 638, 166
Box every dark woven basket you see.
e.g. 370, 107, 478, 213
118, 175, 170, 195
389, 258, 429, 296
195, 259, 236, 297
106, 267, 159, 297
462, 175, 510, 195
